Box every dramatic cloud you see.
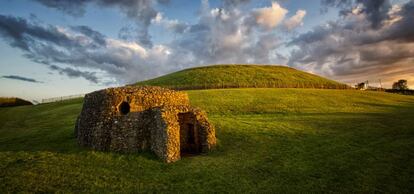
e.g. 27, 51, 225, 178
288, 0, 414, 87
1, 75, 43, 83
250, 2, 288, 29
321, 0, 391, 28
151, 12, 189, 34
49, 65, 99, 83
166, 1, 292, 66
34, 0, 87, 17
0, 14, 174, 83
33, 0, 170, 46
2, 0, 413, 90
222, 0, 251, 8
283, 10, 307, 31
0, 1, 308, 84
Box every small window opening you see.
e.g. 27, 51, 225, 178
119, 101, 130, 115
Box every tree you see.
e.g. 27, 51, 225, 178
392, 80, 408, 90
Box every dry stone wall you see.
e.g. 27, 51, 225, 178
75, 86, 216, 162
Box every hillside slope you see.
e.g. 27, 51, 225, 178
135, 65, 349, 90
1, 89, 414, 193
0, 97, 33, 107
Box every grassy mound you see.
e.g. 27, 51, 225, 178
1, 89, 414, 192
135, 65, 349, 90
0, 97, 33, 107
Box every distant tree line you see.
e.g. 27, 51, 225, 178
0, 97, 33, 107
386, 80, 413, 95
392, 80, 409, 90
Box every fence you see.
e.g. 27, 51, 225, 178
41, 94, 85, 104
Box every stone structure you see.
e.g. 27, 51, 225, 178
75, 86, 216, 163
355, 81, 368, 90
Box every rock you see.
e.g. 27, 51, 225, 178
75, 86, 216, 163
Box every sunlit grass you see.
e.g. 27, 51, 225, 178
135, 65, 349, 89
1, 89, 414, 193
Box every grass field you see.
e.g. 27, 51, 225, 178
135, 65, 349, 89
1, 89, 414, 193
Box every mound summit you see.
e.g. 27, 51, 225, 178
135, 65, 348, 90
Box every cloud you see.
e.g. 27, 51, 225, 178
321, 0, 391, 28
250, 2, 288, 29
151, 12, 189, 34
0, 15, 74, 51
6, 0, 410, 89
167, 1, 290, 66
34, 0, 88, 17
33, 0, 170, 47
49, 65, 99, 83
222, 0, 251, 8
0, 1, 301, 85
283, 10, 306, 31
1, 75, 43, 83
0, 14, 175, 84
288, 0, 414, 87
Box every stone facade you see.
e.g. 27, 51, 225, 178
75, 86, 216, 163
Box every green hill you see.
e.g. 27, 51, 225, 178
135, 65, 349, 89
0, 97, 33, 107
1, 89, 414, 193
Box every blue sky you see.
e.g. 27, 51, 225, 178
0, 0, 413, 101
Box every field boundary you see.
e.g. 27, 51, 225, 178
41, 94, 85, 104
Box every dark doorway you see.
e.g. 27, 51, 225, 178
119, 101, 130, 115
178, 112, 200, 156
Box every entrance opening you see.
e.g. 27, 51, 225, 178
119, 101, 130, 115
178, 112, 200, 156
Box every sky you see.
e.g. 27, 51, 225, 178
0, 0, 413, 101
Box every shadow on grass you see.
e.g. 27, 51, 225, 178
2, 100, 414, 153
205, 107, 414, 192
1, 101, 414, 193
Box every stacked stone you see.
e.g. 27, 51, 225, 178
75, 86, 216, 163
103, 86, 190, 113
